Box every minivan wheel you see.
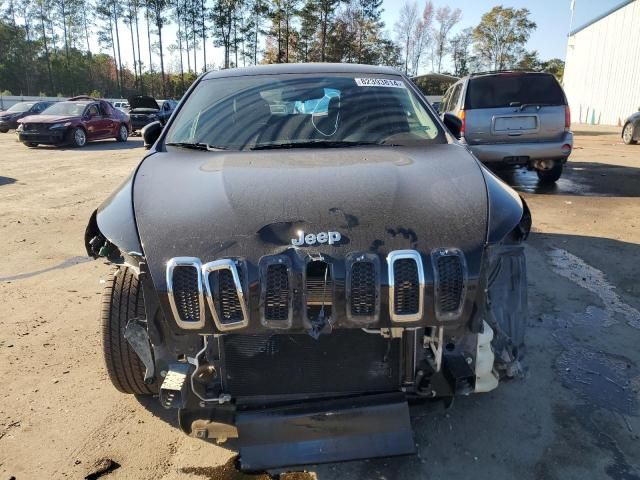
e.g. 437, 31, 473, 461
101, 267, 156, 395
23, 142, 38, 148
622, 123, 637, 145
0, 127, 8, 133
536, 163, 563, 183
116, 124, 129, 142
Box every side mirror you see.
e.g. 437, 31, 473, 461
443, 113, 463, 140
142, 120, 163, 149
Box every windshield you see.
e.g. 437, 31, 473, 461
165, 74, 443, 150
465, 73, 566, 109
7, 102, 35, 113
42, 102, 88, 116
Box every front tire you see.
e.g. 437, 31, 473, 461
116, 124, 129, 142
23, 142, 38, 148
101, 267, 155, 395
622, 123, 637, 145
70, 127, 87, 147
0, 127, 8, 133
536, 163, 563, 183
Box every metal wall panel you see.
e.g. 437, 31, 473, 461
564, 1, 640, 126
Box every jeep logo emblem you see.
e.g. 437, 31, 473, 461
291, 230, 342, 246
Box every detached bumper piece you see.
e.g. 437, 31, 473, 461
235, 393, 415, 471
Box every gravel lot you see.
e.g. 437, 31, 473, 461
1, 127, 639, 479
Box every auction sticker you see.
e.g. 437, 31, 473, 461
354, 78, 406, 88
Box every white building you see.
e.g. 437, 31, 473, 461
563, 0, 640, 126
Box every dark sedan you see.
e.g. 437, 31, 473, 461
17, 96, 131, 148
128, 95, 177, 133
622, 109, 640, 145
0, 101, 56, 132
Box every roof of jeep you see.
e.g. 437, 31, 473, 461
202, 63, 400, 80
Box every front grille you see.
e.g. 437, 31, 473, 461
350, 261, 376, 316
305, 261, 333, 306
222, 330, 401, 397
202, 259, 248, 330
264, 264, 289, 321
216, 269, 244, 324
393, 259, 420, 315
436, 254, 464, 314
25, 123, 47, 132
172, 265, 201, 322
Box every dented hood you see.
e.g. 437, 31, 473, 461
133, 144, 489, 292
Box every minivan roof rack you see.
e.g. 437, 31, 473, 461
469, 70, 543, 77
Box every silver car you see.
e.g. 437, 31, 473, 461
440, 71, 573, 183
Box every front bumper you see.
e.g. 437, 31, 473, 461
18, 129, 67, 145
130, 117, 155, 131
0, 119, 18, 130
467, 131, 573, 164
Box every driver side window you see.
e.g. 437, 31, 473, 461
87, 105, 100, 117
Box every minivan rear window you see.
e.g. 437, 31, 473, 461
465, 73, 566, 109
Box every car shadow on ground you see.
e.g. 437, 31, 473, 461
132, 232, 640, 480
0, 176, 16, 186
35, 138, 145, 152
492, 161, 640, 197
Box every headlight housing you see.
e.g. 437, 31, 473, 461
49, 122, 71, 130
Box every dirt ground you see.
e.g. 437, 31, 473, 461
1, 126, 639, 480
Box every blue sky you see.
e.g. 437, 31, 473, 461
381, 0, 625, 72
95, 0, 624, 75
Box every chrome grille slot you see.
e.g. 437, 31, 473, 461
216, 269, 245, 324
166, 257, 205, 330
306, 260, 333, 323
393, 260, 419, 314
346, 253, 380, 324
387, 250, 425, 322
264, 264, 290, 321
432, 248, 467, 320
350, 261, 376, 316
305, 261, 333, 306
203, 259, 249, 331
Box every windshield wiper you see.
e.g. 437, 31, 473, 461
166, 142, 227, 151
250, 140, 383, 150
517, 103, 554, 111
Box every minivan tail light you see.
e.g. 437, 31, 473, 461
564, 106, 571, 130
458, 110, 465, 135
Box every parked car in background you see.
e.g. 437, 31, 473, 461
128, 96, 177, 133
85, 63, 530, 471
440, 71, 573, 183
17, 96, 131, 148
0, 101, 56, 133
112, 101, 130, 113
622, 109, 640, 145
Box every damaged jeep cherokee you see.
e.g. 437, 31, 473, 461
85, 64, 530, 471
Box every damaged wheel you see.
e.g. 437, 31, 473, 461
101, 267, 156, 395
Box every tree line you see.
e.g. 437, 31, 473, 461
395, 2, 564, 80
0, 0, 563, 99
